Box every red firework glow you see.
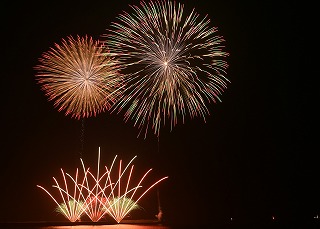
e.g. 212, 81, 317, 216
37, 147, 168, 223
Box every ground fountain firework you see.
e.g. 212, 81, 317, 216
37, 147, 168, 223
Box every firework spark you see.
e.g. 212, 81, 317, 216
37, 147, 168, 223
102, 0, 230, 138
101, 154, 168, 223
34, 35, 122, 119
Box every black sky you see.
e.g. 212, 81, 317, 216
1, 0, 316, 226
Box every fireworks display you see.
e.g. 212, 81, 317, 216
102, 0, 230, 137
34, 35, 122, 119
37, 148, 168, 223
34, 0, 228, 223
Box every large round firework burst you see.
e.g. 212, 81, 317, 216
102, 0, 230, 138
34, 35, 122, 119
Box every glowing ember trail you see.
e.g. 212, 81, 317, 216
37, 147, 168, 223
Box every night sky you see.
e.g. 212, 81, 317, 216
2, 0, 315, 227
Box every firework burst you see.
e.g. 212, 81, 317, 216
102, 0, 230, 138
34, 35, 122, 119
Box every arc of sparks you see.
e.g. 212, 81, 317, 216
37, 147, 168, 223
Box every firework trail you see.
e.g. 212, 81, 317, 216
102, 0, 230, 138
34, 35, 122, 119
